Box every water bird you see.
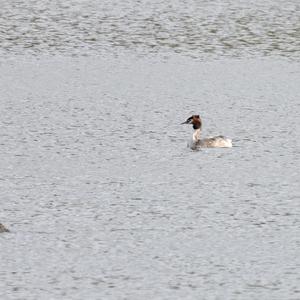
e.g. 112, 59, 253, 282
181, 115, 232, 149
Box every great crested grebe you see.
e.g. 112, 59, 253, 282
181, 115, 232, 149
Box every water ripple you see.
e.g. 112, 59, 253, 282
0, 0, 299, 59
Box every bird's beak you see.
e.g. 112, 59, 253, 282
181, 120, 189, 125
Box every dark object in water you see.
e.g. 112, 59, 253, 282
0, 223, 9, 233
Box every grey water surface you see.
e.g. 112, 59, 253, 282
0, 1, 300, 300
0, 0, 300, 59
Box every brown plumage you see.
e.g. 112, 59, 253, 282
181, 115, 202, 129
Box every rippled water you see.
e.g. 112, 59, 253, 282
1, 1, 300, 300
0, 0, 299, 58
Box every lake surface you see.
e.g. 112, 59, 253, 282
0, 1, 300, 300
0, 0, 299, 59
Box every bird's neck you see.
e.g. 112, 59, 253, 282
193, 129, 201, 142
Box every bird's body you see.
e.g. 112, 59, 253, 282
0, 223, 9, 233
182, 115, 232, 149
